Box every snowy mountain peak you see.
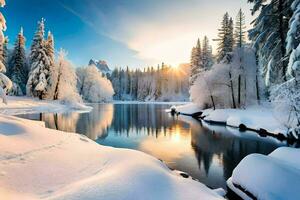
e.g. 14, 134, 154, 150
88, 59, 111, 76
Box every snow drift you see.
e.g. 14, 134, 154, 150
0, 115, 224, 200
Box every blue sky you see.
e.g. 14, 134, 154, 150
3, 0, 252, 69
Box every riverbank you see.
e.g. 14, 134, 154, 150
173, 103, 297, 141
0, 96, 92, 115
227, 147, 300, 200
0, 114, 225, 200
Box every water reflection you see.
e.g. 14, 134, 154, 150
16, 104, 285, 189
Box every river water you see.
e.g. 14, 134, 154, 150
17, 103, 285, 189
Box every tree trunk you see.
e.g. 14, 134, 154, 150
238, 74, 241, 107
210, 94, 216, 110
244, 76, 247, 108
53, 72, 61, 100
256, 74, 260, 104
229, 72, 236, 109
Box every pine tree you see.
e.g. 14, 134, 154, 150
0, 36, 8, 68
235, 9, 247, 48
190, 38, 202, 85
8, 27, 28, 95
27, 19, 56, 99
0, 0, 12, 102
215, 13, 235, 62
44, 31, 57, 99
248, 0, 293, 86
202, 36, 214, 70
286, 0, 300, 79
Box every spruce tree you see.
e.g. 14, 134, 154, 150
9, 27, 28, 94
248, 0, 293, 85
286, 0, 300, 79
215, 13, 234, 62
235, 9, 247, 48
44, 31, 57, 99
27, 19, 56, 99
202, 36, 214, 69
190, 38, 202, 85
0, 0, 12, 101
0, 36, 8, 68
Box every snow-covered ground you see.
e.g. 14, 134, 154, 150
174, 103, 288, 136
0, 96, 92, 115
227, 147, 300, 200
0, 115, 225, 200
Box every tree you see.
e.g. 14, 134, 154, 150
202, 36, 214, 70
190, 47, 260, 109
215, 13, 235, 62
286, 0, 300, 79
190, 39, 202, 85
0, 0, 12, 103
27, 19, 57, 100
248, 0, 293, 86
53, 49, 81, 103
76, 65, 114, 102
0, 36, 8, 68
8, 27, 28, 95
235, 9, 247, 48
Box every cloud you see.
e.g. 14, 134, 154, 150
59, 0, 253, 67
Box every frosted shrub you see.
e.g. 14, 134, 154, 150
77, 65, 114, 103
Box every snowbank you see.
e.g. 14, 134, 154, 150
0, 115, 224, 200
176, 103, 287, 136
170, 103, 202, 115
0, 96, 92, 115
203, 106, 287, 135
227, 147, 300, 200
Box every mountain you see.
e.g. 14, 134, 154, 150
88, 59, 111, 76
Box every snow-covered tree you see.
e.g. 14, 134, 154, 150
0, 0, 12, 103
190, 39, 202, 85
248, 0, 293, 86
27, 19, 57, 100
77, 65, 114, 102
53, 49, 81, 104
286, 0, 300, 79
202, 36, 214, 70
8, 27, 28, 95
235, 9, 247, 48
270, 75, 300, 139
0, 36, 8, 67
215, 13, 235, 63
190, 47, 261, 109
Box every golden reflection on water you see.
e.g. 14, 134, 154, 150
139, 123, 193, 162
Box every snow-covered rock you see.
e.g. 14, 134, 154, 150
227, 147, 300, 200
0, 115, 224, 200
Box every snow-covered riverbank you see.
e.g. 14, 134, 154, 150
174, 103, 289, 138
0, 114, 225, 200
227, 147, 300, 200
0, 96, 92, 115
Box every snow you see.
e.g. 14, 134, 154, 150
0, 115, 224, 200
205, 107, 287, 135
172, 103, 201, 115
177, 103, 287, 135
228, 147, 300, 200
0, 96, 92, 115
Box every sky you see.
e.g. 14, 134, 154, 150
3, 0, 253, 69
